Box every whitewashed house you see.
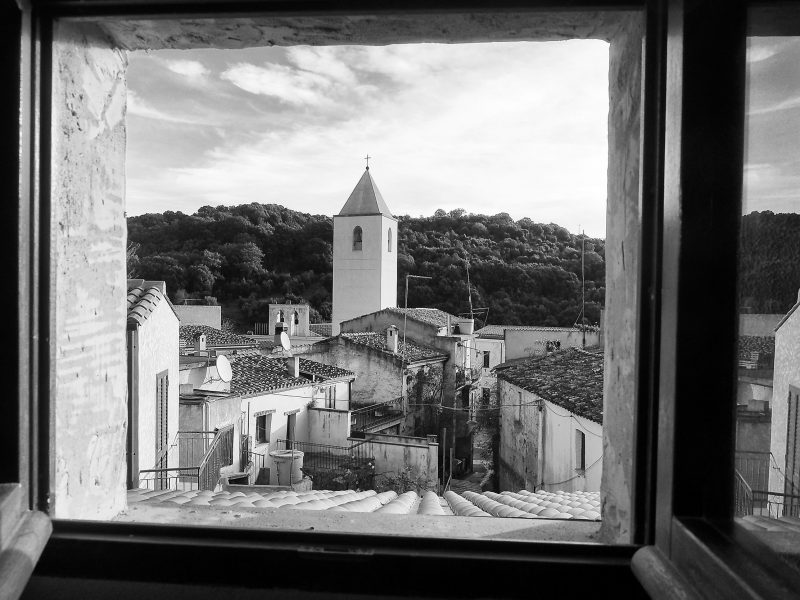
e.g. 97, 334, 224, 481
126, 280, 180, 489
495, 348, 603, 493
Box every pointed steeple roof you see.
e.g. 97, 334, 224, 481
338, 169, 393, 217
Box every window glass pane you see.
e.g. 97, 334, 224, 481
735, 35, 800, 573
52, 12, 640, 544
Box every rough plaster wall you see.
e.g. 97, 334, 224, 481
599, 15, 642, 544
497, 380, 540, 491
99, 12, 635, 51
52, 22, 128, 519
307, 408, 351, 447
303, 341, 403, 407
173, 305, 221, 329
371, 439, 437, 489
770, 312, 800, 493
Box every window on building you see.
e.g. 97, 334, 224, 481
786, 388, 800, 502
353, 226, 363, 251
575, 429, 586, 472
387, 227, 392, 252
483, 351, 490, 368
325, 385, 336, 409
482, 387, 491, 407
255, 413, 271, 444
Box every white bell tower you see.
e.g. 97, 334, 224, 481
331, 166, 398, 334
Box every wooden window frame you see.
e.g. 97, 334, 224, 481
5, 0, 800, 597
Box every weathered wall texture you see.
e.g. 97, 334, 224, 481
498, 380, 602, 493
308, 407, 351, 447
599, 14, 642, 545
134, 301, 179, 472
770, 308, 800, 493
99, 12, 636, 51
505, 329, 600, 360
363, 433, 438, 489
498, 380, 540, 492
52, 22, 128, 519
301, 339, 405, 407
173, 305, 221, 329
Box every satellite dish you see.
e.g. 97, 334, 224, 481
215, 354, 232, 383
279, 331, 291, 351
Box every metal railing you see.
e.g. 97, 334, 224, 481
350, 397, 404, 432
734, 469, 753, 516
750, 490, 800, 519
277, 439, 375, 490
198, 426, 234, 491
139, 428, 232, 491
139, 466, 201, 491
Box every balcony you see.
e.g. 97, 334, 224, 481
139, 427, 234, 491
350, 396, 404, 433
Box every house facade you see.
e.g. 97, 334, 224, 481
126, 280, 180, 489
496, 348, 603, 493
769, 293, 800, 502
341, 307, 478, 473
299, 329, 448, 437
232, 354, 356, 486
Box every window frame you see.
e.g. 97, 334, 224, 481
352, 225, 363, 251
8, 0, 800, 597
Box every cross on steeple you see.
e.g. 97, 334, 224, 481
364, 154, 371, 170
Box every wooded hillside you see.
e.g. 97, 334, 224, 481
739, 211, 800, 314
127, 203, 605, 330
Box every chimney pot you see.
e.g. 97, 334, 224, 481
286, 355, 300, 378
194, 333, 206, 352
386, 326, 399, 354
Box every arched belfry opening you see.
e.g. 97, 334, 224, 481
353, 226, 363, 251
388, 228, 393, 252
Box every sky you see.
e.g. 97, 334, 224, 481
125, 41, 611, 237
125, 37, 800, 239
743, 37, 800, 216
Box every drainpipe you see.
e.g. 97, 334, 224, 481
126, 325, 140, 489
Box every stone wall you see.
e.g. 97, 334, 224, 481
173, 305, 221, 329
599, 14, 643, 544
51, 21, 128, 519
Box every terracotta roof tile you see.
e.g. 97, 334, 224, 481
180, 325, 257, 350
385, 307, 459, 328
127, 281, 166, 327
230, 354, 354, 397
475, 324, 587, 338
497, 348, 604, 423
341, 332, 448, 363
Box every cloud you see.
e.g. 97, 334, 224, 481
220, 62, 335, 107
163, 59, 210, 79
127, 41, 611, 236
748, 94, 800, 116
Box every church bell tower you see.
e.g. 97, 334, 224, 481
331, 166, 398, 334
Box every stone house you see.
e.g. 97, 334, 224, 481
495, 348, 603, 493
769, 293, 800, 503
299, 328, 449, 437
341, 307, 479, 473
268, 303, 312, 337
125, 280, 180, 489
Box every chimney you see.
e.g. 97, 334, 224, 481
286, 355, 300, 378
386, 326, 399, 354
194, 333, 206, 352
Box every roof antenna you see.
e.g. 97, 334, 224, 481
465, 258, 474, 320
401, 274, 433, 396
